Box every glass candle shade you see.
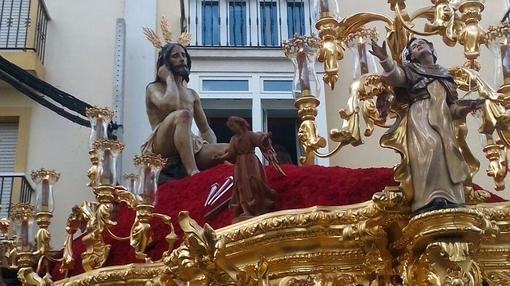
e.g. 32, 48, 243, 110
86, 107, 114, 149
10, 204, 35, 252
123, 173, 140, 195
94, 140, 125, 186
487, 22, 510, 88
313, 0, 340, 20
31, 169, 60, 213
133, 153, 167, 205
345, 27, 379, 79
283, 35, 322, 99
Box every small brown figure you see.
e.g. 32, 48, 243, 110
215, 116, 285, 223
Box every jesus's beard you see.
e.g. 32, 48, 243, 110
168, 64, 190, 83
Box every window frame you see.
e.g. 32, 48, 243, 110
199, 76, 252, 94
260, 77, 294, 94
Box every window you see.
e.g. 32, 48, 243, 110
263, 80, 293, 92
202, 80, 249, 91
0, 0, 30, 48
202, 1, 220, 45
287, 1, 305, 37
191, 0, 312, 46
260, 2, 278, 46
228, 1, 247, 46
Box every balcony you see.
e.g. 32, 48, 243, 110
0, 0, 49, 78
0, 173, 34, 217
186, 0, 314, 48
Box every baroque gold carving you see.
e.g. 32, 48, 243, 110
81, 186, 116, 271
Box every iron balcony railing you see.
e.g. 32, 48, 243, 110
0, 0, 50, 63
186, 0, 314, 48
0, 173, 34, 217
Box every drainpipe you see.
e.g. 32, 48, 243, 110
180, 0, 187, 32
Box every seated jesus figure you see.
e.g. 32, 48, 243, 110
142, 43, 228, 176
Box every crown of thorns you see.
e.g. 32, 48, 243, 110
143, 16, 191, 48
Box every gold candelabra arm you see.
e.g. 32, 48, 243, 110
81, 186, 116, 271
59, 201, 95, 276
18, 267, 49, 286
449, 66, 510, 191
295, 96, 327, 164
129, 204, 154, 261
316, 13, 395, 89
152, 213, 177, 259
296, 74, 397, 163
17, 252, 50, 286
483, 141, 508, 191
34, 212, 52, 258
316, 17, 343, 90
393, 1, 487, 70
114, 187, 138, 209
81, 228, 111, 272
87, 149, 99, 188
457, 1, 487, 70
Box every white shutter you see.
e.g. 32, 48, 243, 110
0, 122, 18, 217
0, 122, 17, 172
0, 0, 31, 48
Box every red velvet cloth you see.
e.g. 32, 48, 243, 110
51, 164, 505, 280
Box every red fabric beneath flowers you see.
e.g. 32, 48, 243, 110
51, 164, 505, 280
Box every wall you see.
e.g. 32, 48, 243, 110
21, 0, 124, 245
325, 0, 510, 198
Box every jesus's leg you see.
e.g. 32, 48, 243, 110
153, 110, 200, 176
195, 143, 230, 170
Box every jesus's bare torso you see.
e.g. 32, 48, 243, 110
146, 81, 197, 129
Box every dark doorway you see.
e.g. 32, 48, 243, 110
206, 108, 252, 144
267, 117, 298, 164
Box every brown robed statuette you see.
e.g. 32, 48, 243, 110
215, 116, 286, 223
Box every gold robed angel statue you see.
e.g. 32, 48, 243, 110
369, 38, 485, 215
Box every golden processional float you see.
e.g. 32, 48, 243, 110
2, 0, 510, 285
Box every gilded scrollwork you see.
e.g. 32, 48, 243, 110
405, 242, 483, 286
449, 66, 510, 191
18, 267, 50, 286
236, 257, 270, 286
485, 271, 510, 286
396, 208, 502, 286
81, 190, 115, 271
60, 202, 95, 275
164, 211, 237, 284
218, 204, 380, 245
